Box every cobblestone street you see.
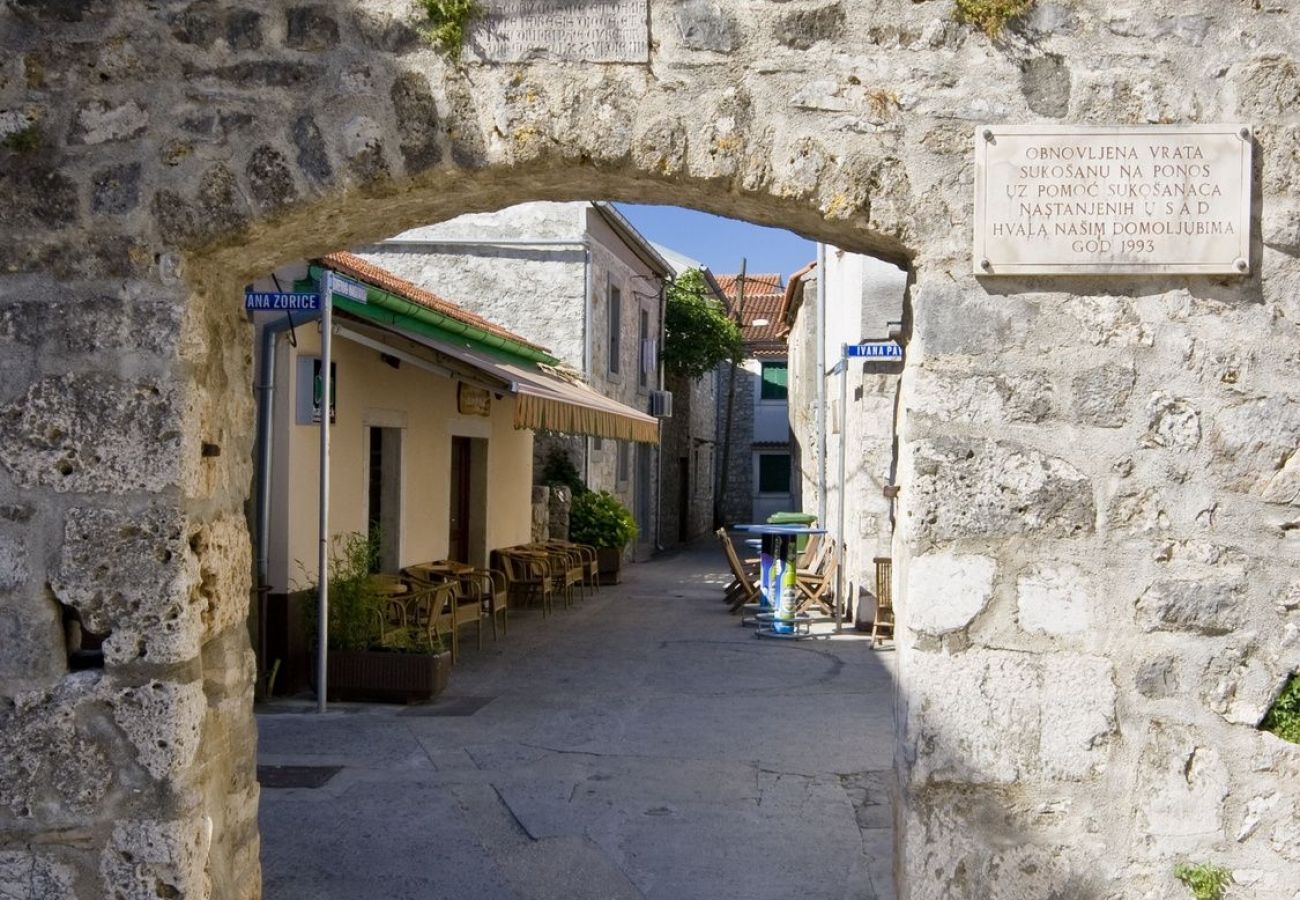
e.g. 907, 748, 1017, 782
258, 544, 896, 900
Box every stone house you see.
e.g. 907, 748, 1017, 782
715, 272, 795, 525
248, 251, 657, 691
355, 201, 674, 559
782, 250, 909, 618
653, 244, 722, 545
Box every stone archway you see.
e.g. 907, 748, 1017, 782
2, 2, 1298, 897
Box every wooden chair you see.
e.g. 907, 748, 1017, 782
402, 566, 484, 661
530, 543, 584, 607
871, 557, 895, 646
717, 529, 761, 613
496, 549, 555, 617
460, 567, 509, 640
793, 541, 839, 617
403, 580, 458, 660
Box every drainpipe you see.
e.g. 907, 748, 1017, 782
654, 274, 667, 552
582, 242, 593, 487
815, 242, 828, 527
255, 310, 322, 597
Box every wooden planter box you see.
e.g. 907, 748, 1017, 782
315, 649, 451, 704
596, 547, 623, 585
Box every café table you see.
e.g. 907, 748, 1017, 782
730, 524, 826, 635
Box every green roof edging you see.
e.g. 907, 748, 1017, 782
304, 264, 560, 367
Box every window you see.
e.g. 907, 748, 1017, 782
608, 281, 621, 374
758, 453, 791, 495
759, 361, 788, 401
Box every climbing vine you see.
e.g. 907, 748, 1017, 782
953, 0, 1035, 38
416, 0, 482, 59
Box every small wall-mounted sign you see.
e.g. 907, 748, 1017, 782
245, 291, 320, 312
296, 357, 336, 425
846, 342, 903, 360
457, 383, 491, 417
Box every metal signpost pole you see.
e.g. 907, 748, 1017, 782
316, 270, 333, 714
834, 345, 848, 634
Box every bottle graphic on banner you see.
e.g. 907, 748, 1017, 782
773, 535, 797, 634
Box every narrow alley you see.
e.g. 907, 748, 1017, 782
257, 544, 896, 900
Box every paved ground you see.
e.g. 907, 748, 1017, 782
257, 543, 898, 900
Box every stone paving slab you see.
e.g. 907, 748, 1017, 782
258, 544, 897, 899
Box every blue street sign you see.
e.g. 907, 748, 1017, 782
846, 341, 903, 359
245, 291, 321, 312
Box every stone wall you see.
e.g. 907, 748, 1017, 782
715, 362, 757, 526
0, 1, 1297, 897
661, 369, 719, 545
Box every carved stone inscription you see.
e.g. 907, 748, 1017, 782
466, 0, 650, 63
974, 125, 1253, 275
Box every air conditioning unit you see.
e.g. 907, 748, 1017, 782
649, 390, 673, 418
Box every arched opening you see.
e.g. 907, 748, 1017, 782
234, 192, 911, 899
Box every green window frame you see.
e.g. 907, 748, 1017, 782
759, 361, 788, 401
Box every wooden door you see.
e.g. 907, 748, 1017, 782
449, 436, 472, 563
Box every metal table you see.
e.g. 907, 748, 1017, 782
730, 524, 826, 635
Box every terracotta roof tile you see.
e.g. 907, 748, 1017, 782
319, 251, 548, 353
717, 273, 783, 296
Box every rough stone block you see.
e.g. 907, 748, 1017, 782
904, 552, 996, 635
100, 818, 209, 900
110, 679, 206, 781
0, 850, 75, 899
0, 374, 183, 494
0, 531, 27, 592
1016, 562, 1090, 635
285, 6, 338, 50
1142, 391, 1201, 450
0, 672, 113, 823
245, 145, 298, 212
390, 72, 441, 173
672, 0, 737, 52
1071, 364, 1136, 428
1135, 655, 1180, 699
1136, 578, 1243, 636
1208, 397, 1300, 495
67, 99, 147, 145
1134, 723, 1229, 845
1202, 645, 1277, 726
52, 505, 203, 666
1039, 655, 1116, 780
908, 369, 1053, 425
1066, 296, 1152, 348
909, 438, 1095, 549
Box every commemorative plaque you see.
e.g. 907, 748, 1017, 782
466, 0, 650, 63
974, 125, 1252, 275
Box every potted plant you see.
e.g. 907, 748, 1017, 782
568, 490, 638, 584
304, 532, 451, 703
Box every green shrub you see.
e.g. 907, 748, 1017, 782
302, 531, 380, 651
1173, 862, 1232, 900
1262, 672, 1300, 744
953, 0, 1035, 38
416, 0, 482, 59
569, 490, 638, 550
